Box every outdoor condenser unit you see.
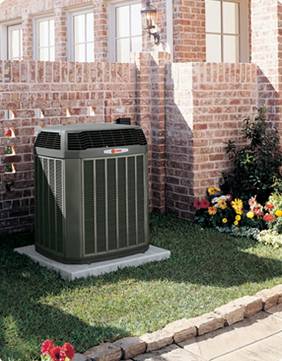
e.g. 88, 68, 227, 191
34, 124, 149, 264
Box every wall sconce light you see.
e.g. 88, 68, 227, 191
141, 0, 160, 45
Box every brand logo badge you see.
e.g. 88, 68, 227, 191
104, 148, 129, 155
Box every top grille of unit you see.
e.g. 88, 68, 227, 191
67, 128, 147, 150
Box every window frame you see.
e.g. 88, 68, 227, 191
68, 7, 95, 62
205, 0, 249, 63
108, 0, 142, 63
33, 15, 55, 61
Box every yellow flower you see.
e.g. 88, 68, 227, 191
222, 218, 228, 224
275, 209, 282, 217
247, 211, 255, 219
208, 206, 217, 216
234, 220, 239, 226
218, 199, 227, 210
235, 215, 241, 221
232, 198, 243, 212
208, 187, 220, 196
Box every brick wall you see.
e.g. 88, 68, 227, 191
0, 60, 136, 233
166, 62, 258, 218
173, 0, 206, 62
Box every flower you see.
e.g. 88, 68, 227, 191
49, 346, 66, 361
208, 206, 217, 216
263, 214, 276, 223
41, 339, 54, 355
62, 343, 75, 360
200, 198, 210, 209
231, 198, 243, 214
222, 218, 228, 224
275, 210, 282, 217
234, 220, 239, 226
265, 203, 274, 211
235, 215, 241, 221
208, 187, 220, 196
254, 207, 264, 217
193, 198, 201, 210
218, 199, 227, 210
247, 211, 255, 219
232, 198, 243, 209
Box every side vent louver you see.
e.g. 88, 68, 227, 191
68, 129, 147, 150
35, 132, 61, 150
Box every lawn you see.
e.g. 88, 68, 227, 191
1, 214, 282, 361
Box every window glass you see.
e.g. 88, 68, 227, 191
72, 10, 94, 62
223, 2, 239, 34
205, 0, 241, 62
8, 25, 22, 60
114, 2, 142, 62
206, 34, 221, 62
205, 0, 221, 33
223, 35, 239, 62
37, 18, 55, 61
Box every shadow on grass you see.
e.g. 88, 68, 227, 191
0, 233, 129, 360
1, 214, 282, 360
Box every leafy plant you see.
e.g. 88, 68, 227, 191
221, 108, 282, 203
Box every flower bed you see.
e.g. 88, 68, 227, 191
194, 188, 282, 248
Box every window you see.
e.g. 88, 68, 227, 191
69, 9, 94, 62
35, 17, 55, 61
205, 0, 249, 62
109, 1, 142, 62
8, 24, 22, 60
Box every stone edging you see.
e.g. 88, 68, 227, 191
75, 284, 282, 361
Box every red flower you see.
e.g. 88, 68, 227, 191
193, 198, 201, 209
265, 203, 274, 210
49, 346, 66, 361
263, 213, 276, 223
62, 343, 75, 359
200, 198, 210, 209
41, 339, 54, 355
254, 207, 264, 217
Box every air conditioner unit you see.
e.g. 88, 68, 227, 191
34, 123, 149, 264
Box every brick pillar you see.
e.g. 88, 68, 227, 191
173, 0, 206, 62
251, 0, 281, 131
93, 0, 108, 60
137, 51, 170, 213
22, 14, 33, 60
54, 2, 68, 61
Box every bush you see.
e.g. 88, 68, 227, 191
221, 108, 282, 203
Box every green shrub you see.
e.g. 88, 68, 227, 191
221, 108, 282, 203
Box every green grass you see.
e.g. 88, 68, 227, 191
1, 214, 282, 360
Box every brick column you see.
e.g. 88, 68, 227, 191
22, 14, 33, 60
137, 51, 170, 213
54, 2, 68, 61
93, 0, 108, 61
173, 0, 206, 62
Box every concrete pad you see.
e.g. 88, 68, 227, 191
133, 344, 206, 361
15, 245, 171, 281
180, 312, 282, 360
215, 332, 282, 361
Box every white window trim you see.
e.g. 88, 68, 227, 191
205, 0, 249, 63
0, 19, 22, 60
108, 0, 142, 62
67, 6, 95, 61
33, 14, 55, 61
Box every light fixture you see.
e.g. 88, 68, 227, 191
141, 0, 160, 45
